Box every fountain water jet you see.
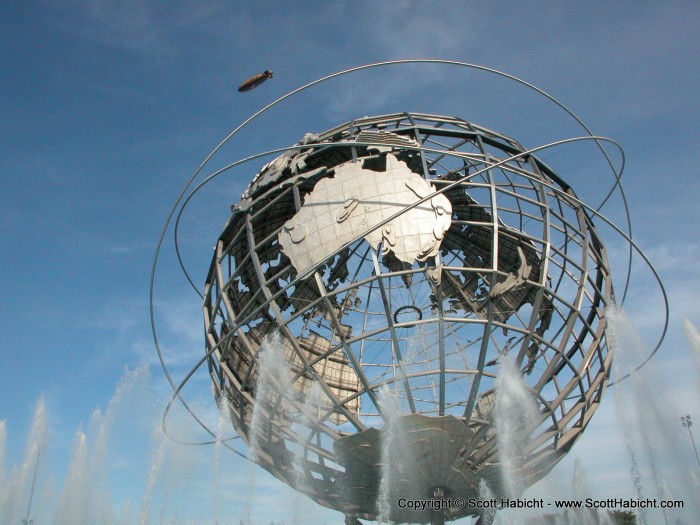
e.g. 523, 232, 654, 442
290, 380, 324, 525
477, 479, 497, 525
609, 306, 700, 524
0, 397, 48, 523
493, 354, 539, 500
0, 419, 6, 482
55, 431, 91, 525
376, 384, 403, 524
138, 427, 167, 525
212, 394, 229, 525
683, 319, 700, 400
245, 331, 297, 524
568, 458, 614, 525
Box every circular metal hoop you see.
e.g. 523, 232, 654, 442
393, 305, 423, 325
150, 60, 668, 461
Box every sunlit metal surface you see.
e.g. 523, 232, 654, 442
203, 113, 614, 521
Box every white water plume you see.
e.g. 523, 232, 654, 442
245, 331, 296, 525
608, 307, 647, 525
683, 318, 700, 401
51, 366, 153, 525
0, 419, 6, 481
0, 418, 7, 517
0, 364, 210, 525
609, 306, 700, 524
571, 457, 590, 501
376, 383, 402, 524
0, 397, 48, 523
290, 380, 324, 525
14, 319, 699, 524
55, 431, 91, 525
138, 427, 167, 525
477, 479, 498, 525
119, 500, 133, 525
566, 458, 614, 525
212, 394, 229, 525
493, 353, 539, 500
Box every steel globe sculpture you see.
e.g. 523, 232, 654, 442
202, 112, 614, 523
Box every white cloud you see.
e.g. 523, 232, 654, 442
48, 0, 227, 55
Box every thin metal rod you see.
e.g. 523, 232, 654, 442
683, 417, 700, 470
22, 444, 45, 525
688, 427, 700, 469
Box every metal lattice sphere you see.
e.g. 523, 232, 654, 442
203, 113, 612, 522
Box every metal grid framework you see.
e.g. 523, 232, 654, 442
202, 113, 612, 522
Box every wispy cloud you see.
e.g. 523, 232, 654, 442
48, 0, 227, 55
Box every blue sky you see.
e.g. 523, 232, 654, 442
1, 2, 700, 524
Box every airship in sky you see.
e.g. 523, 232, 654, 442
237, 70, 273, 92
